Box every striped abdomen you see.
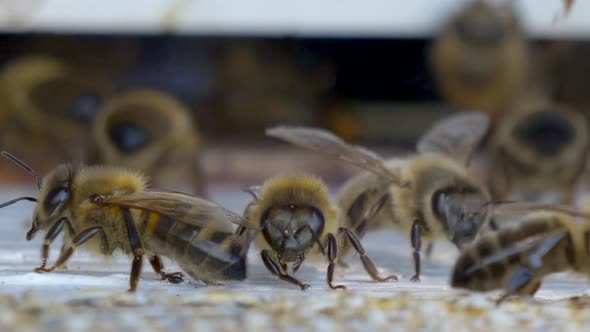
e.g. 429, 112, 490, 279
144, 213, 248, 282
452, 216, 573, 292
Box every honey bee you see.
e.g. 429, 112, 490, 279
91, 89, 206, 195
490, 96, 589, 204
0, 151, 253, 291
266, 112, 492, 281
0, 56, 110, 162
241, 173, 397, 290
452, 202, 590, 304
430, 0, 529, 120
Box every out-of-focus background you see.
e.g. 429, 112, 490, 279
0, 0, 587, 189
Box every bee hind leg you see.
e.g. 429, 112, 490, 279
122, 208, 146, 292
260, 250, 310, 290
148, 255, 184, 284
338, 227, 398, 282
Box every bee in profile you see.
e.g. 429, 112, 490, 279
266, 112, 492, 281
241, 173, 397, 290
91, 89, 206, 196
452, 202, 590, 304
0, 151, 254, 292
430, 0, 529, 120
0, 56, 110, 162
490, 96, 589, 204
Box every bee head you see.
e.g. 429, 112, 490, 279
433, 186, 489, 248
261, 204, 325, 264
453, 1, 513, 46
29, 165, 73, 241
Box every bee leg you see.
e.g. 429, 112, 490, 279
34, 217, 70, 273
41, 227, 105, 272
496, 266, 538, 305
148, 255, 184, 284
260, 250, 310, 290
326, 233, 346, 290
410, 221, 422, 282
122, 208, 145, 292
338, 227, 398, 282
424, 242, 434, 261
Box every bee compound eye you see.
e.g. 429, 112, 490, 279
44, 186, 70, 215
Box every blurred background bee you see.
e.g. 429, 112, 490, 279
0, 151, 255, 291
91, 89, 206, 195
267, 112, 492, 281
241, 173, 396, 290
430, 0, 529, 121
0, 56, 111, 164
489, 94, 589, 203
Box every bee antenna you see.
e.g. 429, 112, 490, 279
1, 151, 42, 190
0, 196, 37, 209
241, 186, 260, 200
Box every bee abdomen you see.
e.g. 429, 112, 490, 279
514, 111, 574, 156
146, 213, 247, 281
452, 234, 506, 291
452, 217, 566, 291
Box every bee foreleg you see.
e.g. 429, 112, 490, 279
122, 208, 145, 292
410, 221, 422, 282
326, 233, 345, 290
35, 217, 71, 273
40, 226, 105, 273
338, 227, 398, 282
260, 250, 310, 290
148, 255, 184, 284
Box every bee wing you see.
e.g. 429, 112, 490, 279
466, 231, 568, 275
492, 201, 590, 220
416, 112, 490, 166
94, 191, 255, 231
266, 126, 408, 187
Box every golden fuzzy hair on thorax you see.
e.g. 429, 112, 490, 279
73, 165, 148, 199
248, 173, 338, 228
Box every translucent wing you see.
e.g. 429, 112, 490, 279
417, 112, 490, 166
91, 191, 255, 231
266, 126, 409, 187
466, 231, 568, 275
492, 201, 590, 220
